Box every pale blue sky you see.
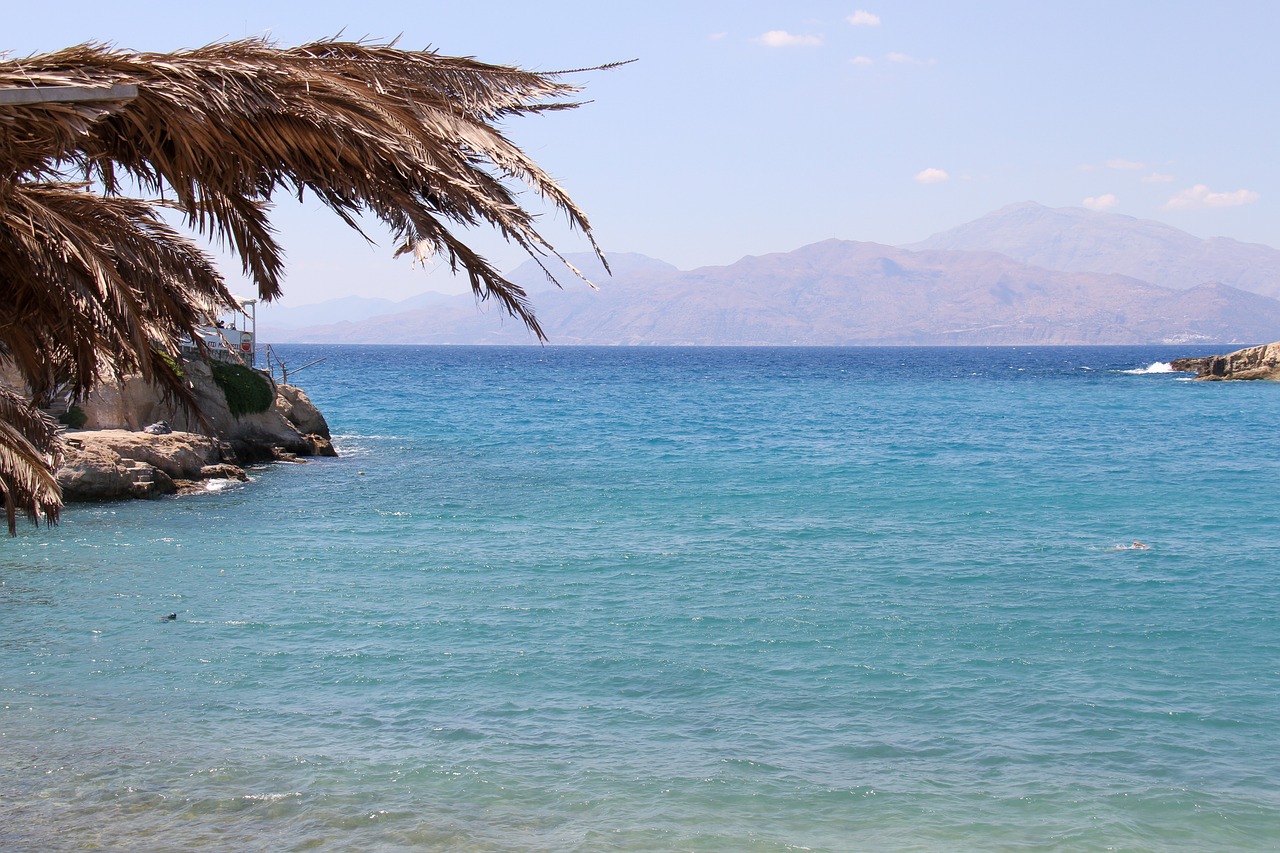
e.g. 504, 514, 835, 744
8, 1, 1278, 304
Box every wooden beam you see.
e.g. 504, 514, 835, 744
0, 83, 138, 106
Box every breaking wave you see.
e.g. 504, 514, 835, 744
1120, 361, 1177, 375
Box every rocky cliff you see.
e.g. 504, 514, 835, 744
1171, 342, 1280, 380
57, 361, 336, 502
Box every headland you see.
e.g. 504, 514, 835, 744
54, 359, 335, 502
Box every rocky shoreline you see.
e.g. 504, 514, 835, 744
1171, 341, 1280, 381
55, 361, 336, 503
60, 429, 247, 501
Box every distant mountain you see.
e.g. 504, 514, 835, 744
256, 252, 675, 337
503, 251, 680, 293
256, 293, 452, 332
269, 240, 1280, 346
906, 201, 1280, 298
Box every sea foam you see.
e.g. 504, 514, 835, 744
1121, 361, 1177, 374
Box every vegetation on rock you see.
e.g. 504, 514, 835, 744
57, 406, 88, 429
209, 363, 274, 418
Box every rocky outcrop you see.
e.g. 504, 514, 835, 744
58, 430, 243, 501
78, 361, 335, 461
1171, 342, 1280, 380
274, 384, 330, 439
48, 359, 336, 502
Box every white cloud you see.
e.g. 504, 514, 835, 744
709, 31, 728, 41
887, 52, 916, 63
848, 10, 881, 26
850, 55, 874, 66
915, 168, 950, 185
1083, 194, 1119, 211
754, 30, 824, 48
1141, 172, 1174, 183
1163, 184, 1260, 210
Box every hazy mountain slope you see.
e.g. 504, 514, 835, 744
906, 201, 1280, 298
503, 251, 680, 293
256, 252, 675, 336
273, 240, 1280, 346
256, 292, 454, 332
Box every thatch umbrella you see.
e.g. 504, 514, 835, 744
0, 38, 613, 533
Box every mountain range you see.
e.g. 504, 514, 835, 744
907, 201, 1280, 299
258, 202, 1280, 346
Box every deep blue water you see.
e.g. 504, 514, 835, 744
3, 345, 1279, 851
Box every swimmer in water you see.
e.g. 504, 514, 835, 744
1130, 541, 1150, 550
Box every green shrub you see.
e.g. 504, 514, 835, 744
210, 361, 274, 417
58, 405, 88, 429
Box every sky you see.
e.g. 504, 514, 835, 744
8, 1, 1279, 305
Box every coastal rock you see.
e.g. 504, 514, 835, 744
75, 430, 220, 479
222, 408, 316, 462
12, 353, 336, 505
308, 435, 338, 457
58, 429, 252, 501
57, 452, 171, 501
200, 463, 250, 481
78, 363, 337, 463
79, 360, 233, 433
56, 430, 220, 501
1171, 341, 1280, 380
274, 384, 331, 439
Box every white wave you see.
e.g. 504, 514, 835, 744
1120, 361, 1176, 375
241, 792, 301, 802
204, 479, 242, 492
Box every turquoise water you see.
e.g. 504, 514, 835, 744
3, 346, 1279, 851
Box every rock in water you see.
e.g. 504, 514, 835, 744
57, 430, 219, 501
1172, 341, 1280, 380
274, 385, 331, 439
47, 361, 338, 504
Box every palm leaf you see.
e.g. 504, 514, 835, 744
0, 38, 615, 532
0, 181, 233, 398
0, 388, 61, 534
1, 39, 614, 314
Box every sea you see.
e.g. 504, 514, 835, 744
3, 345, 1279, 852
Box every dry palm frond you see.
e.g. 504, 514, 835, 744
0, 38, 615, 532
1, 39, 615, 319
0, 181, 233, 401
0, 388, 61, 534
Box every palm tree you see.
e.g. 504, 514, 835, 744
0, 38, 613, 533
